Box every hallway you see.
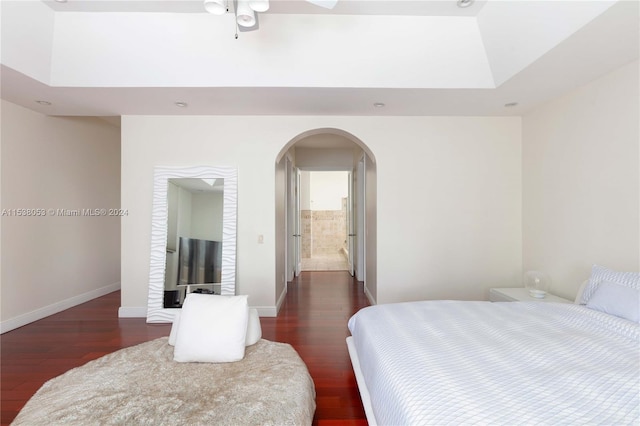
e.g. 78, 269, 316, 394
301, 253, 349, 271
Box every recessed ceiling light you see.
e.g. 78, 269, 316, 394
457, 0, 474, 8
36, 100, 52, 106
174, 101, 188, 108
54, 0, 68, 3
504, 102, 519, 108
373, 102, 385, 108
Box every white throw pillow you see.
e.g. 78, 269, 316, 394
580, 264, 640, 305
574, 280, 589, 304
245, 308, 262, 346
173, 294, 248, 363
169, 304, 261, 347
586, 281, 640, 323
168, 310, 181, 346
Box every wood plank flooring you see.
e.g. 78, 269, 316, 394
1, 271, 370, 425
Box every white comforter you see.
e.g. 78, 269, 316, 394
348, 301, 639, 425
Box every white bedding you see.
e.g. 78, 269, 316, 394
347, 301, 640, 425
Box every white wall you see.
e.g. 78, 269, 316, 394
190, 192, 224, 241
300, 171, 311, 210
364, 154, 377, 303
373, 117, 522, 303
0, 101, 121, 332
274, 154, 287, 310
176, 187, 192, 245
522, 60, 639, 300
310, 171, 349, 211
295, 148, 357, 170
121, 115, 521, 314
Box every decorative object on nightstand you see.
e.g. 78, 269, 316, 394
524, 270, 551, 298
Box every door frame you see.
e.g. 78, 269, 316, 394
347, 171, 355, 276
295, 167, 302, 276
285, 156, 299, 283
356, 155, 366, 282
296, 169, 356, 274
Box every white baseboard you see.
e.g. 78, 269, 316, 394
0, 282, 121, 334
251, 287, 286, 317
364, 285, 376, 306
118, 306, 147, 318
254, 306, 278, 317
276, 286, 287, 312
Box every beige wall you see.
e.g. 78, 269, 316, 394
373, 117, 522, 303
0, 101, 121, 332
522, 60, 640, 300
121, 115, 522, 314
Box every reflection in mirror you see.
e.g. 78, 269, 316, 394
147, 166, 237, 323
163, 178, 225, 308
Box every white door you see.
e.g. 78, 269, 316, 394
347, 171, 355, 276
286, 157, 296, 282
356, 157, 366, 281
294, 168, 302, 276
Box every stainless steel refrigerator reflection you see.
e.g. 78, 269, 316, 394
177, 237, 222, 286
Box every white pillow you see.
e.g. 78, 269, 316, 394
169, 305, 260, 347
245, 308, 262, 346
173, 294, 248, 363
580, 264, 640, 305
574, 280, 589, 304
586, 281, 640, 323
168, 310, 181, 346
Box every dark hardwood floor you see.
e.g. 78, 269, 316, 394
1, 271, 370, 425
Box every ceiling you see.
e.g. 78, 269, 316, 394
170, 177, 225, 193
1, 0, 638, 119
42, 0, 489, 15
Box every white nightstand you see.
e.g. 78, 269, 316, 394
489, 287, 572, 303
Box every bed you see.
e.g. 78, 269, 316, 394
347, 267, 640, 425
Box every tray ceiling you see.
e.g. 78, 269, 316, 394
1, 0, 638, 117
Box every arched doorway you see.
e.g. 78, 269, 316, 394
275, 128, 377, 309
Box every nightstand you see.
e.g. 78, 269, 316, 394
489, 287, 572, 303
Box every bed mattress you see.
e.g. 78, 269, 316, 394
348, 300, 639, 425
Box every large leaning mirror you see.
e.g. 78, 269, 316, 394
147, 166, 237, 323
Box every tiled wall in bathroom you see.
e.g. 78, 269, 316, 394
301, 210, 312, 258
301, 198, 347, 258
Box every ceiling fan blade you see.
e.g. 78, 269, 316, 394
305, 0, 338, 9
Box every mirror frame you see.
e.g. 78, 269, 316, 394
146, 166, 237, 323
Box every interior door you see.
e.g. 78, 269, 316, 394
294, 168, 302, 276
286, 157, 296, 282
347, 171, 355, 276
356, 157, 365, 281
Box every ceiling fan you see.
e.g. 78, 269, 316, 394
203, 0, 339, 33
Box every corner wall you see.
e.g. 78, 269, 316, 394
0, 101, 121, 332
522, 60, 640, 300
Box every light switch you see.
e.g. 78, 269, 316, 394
258, 234, 264, 244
